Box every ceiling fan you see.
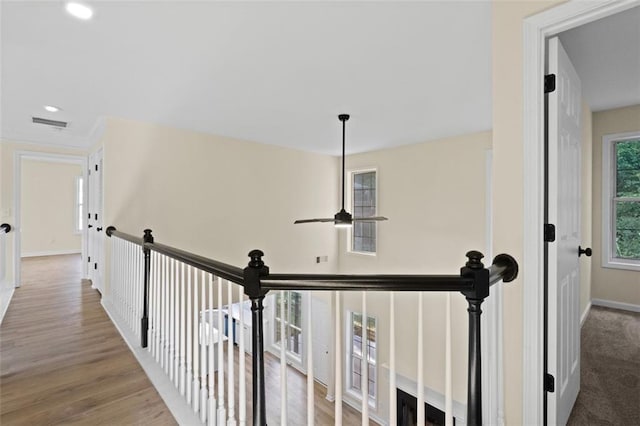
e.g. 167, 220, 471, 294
294, 114, 388, 227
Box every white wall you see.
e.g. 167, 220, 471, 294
580, 101, 593, 320
100, 117, 340, 285
20, 159, 82, 257
591, 104, 640, 306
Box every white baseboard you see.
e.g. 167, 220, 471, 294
580, 301, 592, 327
101, 299, 202, 426
0, 286, 16, 325
22, 249, 81, 258
591, 298, 640, 313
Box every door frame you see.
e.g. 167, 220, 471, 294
13, 151, 89, 287
522, 0, 639, 424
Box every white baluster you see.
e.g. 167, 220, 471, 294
361, 292, 368, 426
149, 252, 155, 356
238, 285, 246, 426
174, 261, 180, 388
193, 268, 200, 413
227, 280, 236, 425
417, 293, 425, 426
208, 274, 217, 426
155, 254, 162, 364
169, 259, 175, 382
307, 292, 314, 426
164, 255, 170, 375
180, 262, 186, 396
201, 270, 208, 423
280, 291, 288, 426
187, 265, 193, 404
445, 293, 453, 426
217, 278, 226, 425
389, 292, 396, 426
335, 291, 342, 426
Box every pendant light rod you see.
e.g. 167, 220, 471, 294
339, 114, 350, 211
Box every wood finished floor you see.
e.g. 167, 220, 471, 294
1, 255, 374, 425
1, 255, 176, 425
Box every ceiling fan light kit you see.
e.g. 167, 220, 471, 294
294, 114, 388, 227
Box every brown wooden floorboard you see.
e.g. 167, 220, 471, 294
0, 255, 177, 425
1, 255, 376, 425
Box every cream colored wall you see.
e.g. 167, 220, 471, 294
591, 104, 640, 306
100, 117, 339, 282
580, 101, 593, 319
338, 131, 491, 419
492, 2, 563, 424
20, 159, 82, 256
0, 141, 87, 287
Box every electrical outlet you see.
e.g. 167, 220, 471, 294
316, 255, 328, 263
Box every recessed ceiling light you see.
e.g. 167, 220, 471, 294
65, 2, 93, 20
44, 105, 61, 112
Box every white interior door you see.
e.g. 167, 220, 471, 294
87, 150, 104, 294
547, 36, 581, 426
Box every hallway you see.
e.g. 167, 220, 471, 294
0, 255, 176, 425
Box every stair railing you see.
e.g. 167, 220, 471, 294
106, 226, 518, 426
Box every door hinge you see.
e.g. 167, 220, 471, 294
94, 263, 97, 270
88, 212, 91, 219
88, 256, 91, 263
94, 213, 97, 220
95, 164, 98, 171
544, 74, 556, 93
545, 373, 555, 393
544, 223, 556, 242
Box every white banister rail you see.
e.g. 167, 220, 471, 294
108, 233, 253, 425
106, 227, 518, 426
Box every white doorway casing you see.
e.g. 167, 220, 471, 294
522, 1, 639, 424
12, 151, 89, 288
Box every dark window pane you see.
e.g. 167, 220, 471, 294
615, 201, 640, 259
616, 140, 640, 197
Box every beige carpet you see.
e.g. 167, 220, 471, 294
567, 305, 640, 425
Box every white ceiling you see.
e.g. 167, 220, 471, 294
3, 3, 636, 156
0, 1, 492, 155
559, 6, 640, 112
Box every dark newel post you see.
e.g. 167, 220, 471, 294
461, 250, 490, 426
141, 229, 154, 348
244, 249, 269, 426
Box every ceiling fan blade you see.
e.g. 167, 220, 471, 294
294, 218, 336, 224
353, 216, 389, 221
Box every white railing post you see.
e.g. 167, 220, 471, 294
238, 285, 246, 426
208, 274, 217, 426
417, 293, 425, 426
361, 292, 368, 426
389, 292, 396, 426
227, 280, 236, 426
201, 270, 208, 423
446, 293, 453, 426
306, 292, 314, 426
334, 291, 342, 426
193, 270, 200, 413
187, 264, 193, 405
179, 263, 186, 395
280, 291, 288, 426
217, 278, 226, 425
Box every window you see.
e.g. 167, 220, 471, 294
348, 311, 376, 404
75, 176, 84, 232
274, 291, 303, 359
602, 132, 640, 270
351, 170, 377, 253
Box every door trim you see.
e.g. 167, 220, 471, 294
522, 1, 639, 424
13, 151, 89, 287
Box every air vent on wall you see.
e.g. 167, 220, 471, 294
32, 116, 68, 128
